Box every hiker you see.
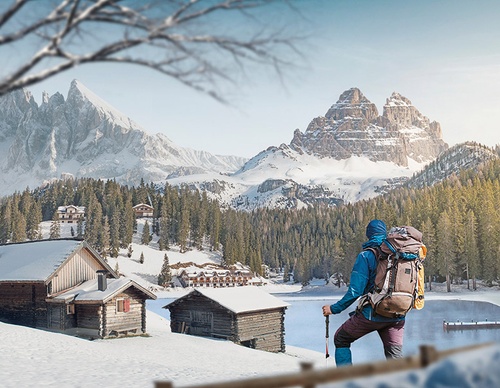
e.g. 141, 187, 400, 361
322, 219, 405, 366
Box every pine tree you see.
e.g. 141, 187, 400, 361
11, 208, 27, 243
49, 211, 61, 239
100, 216, 111, 258
158, 253, 172, 287
158, 216, 170, 251
76, 217, 84, 238
139, 251, 145, 264
436, 210, 455, 292
127, 244, 133, 258
141, 220, 151, 245
463, 210, 479, 290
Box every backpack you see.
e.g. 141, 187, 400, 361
363, 226, 426, 318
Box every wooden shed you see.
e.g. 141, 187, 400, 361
164, 287, 289, 353
0, 239, 156, 338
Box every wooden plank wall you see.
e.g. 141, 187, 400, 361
168, 293, 286, 352
0, 282, 47, 327
50, 248, 106, 294
169, 294, 234, 339
236, 309, 286, 353
76, 304, 101, 331
103, 288, 145, 337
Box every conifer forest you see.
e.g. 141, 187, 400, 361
2, 159, 500, 291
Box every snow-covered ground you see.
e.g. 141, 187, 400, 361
2, 220, 499, 388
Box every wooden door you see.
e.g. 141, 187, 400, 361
189, 310, 213, 336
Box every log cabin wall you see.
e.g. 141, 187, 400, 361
0, 282, 47, 327
47, 303, 78, 331
168, 293, 287, 352
50, 248, 107, 294
76, 304, 101, 332
103, 288, 145, 337
235, 309, 286, 353
169, 293, 235, 339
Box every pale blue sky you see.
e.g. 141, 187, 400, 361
18, 0, 500, 158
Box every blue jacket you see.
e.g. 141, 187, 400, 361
330, 249, 405, 322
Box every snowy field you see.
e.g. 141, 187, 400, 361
1, 220, 500, 387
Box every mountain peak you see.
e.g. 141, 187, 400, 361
66, 79, 140, 130
386, 92, 412, 107
324, 87, 378, 121
290, 88, 448, 165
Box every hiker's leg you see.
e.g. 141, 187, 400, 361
333, 314, 376, 366
378, 320, 405, 359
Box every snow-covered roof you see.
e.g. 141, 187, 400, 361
0, 239, 86, 282
165, 287, 289, 314
52, 277, 156, 303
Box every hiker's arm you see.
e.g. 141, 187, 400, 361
328, 253, 369, 314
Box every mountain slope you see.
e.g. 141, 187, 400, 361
407, 142, 500, 188
0, 80, 246, 196
167, 88, 450, 209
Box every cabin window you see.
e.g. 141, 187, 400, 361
116, 298, 131, 313
67, 304, 75, 314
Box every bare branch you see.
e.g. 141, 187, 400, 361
0, 0, 306, 100
0, 0, 28, 29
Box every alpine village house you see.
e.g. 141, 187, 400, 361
165, 287, 289, 353
56, 205, 86, 224
0, 239, 156, 339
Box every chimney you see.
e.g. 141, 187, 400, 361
97, 270, 107, 291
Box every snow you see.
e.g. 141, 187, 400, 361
166, 287, 290, 314
53, 277, 154, 303
2, 220, 500, 387
0, 239, 82, 281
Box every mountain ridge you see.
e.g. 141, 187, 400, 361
1, 81, 493, 209
0, 80, 246, 195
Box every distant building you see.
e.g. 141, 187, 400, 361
133, 203, 154, 218
57, 205, 85, 223
164, 287, 289, 352
177, 268, 254, 288
0, 239, 156, 339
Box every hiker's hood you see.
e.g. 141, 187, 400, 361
366, 219, 387, 239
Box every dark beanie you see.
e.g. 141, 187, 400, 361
366, 219, 387, 239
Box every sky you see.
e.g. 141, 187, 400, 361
5, 0, 500, 158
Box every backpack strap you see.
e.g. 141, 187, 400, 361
364, 246, 382, 260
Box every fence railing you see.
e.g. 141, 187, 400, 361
155, 342, 494, 388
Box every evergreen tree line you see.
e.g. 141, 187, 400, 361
0, 178, 226, 262
2, 158, 500, 289
246, 159, 500, 290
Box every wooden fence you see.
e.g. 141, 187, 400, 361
155, 342, 493, 388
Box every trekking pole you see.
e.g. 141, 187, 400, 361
325, 315, 330, 364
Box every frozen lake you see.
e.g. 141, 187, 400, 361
147, 289, 500, 364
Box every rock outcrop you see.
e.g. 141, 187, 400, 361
290, 88, 448, 166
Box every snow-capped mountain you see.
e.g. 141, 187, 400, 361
2, 82, 481, 210
0, 80, 246, 196
167, 88, 450, 209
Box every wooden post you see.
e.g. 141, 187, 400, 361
300, 362, 314, 388
156, 382, 174, 388
419, 345, 438, 367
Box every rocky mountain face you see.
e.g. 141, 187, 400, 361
289, 88, 448, 166
0, 80, 246, 195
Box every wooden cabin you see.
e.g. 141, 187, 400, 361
133, 203, 154, 218
57, 205, 86, 223
164, 287, 289, 353
0, 239, 156, 338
